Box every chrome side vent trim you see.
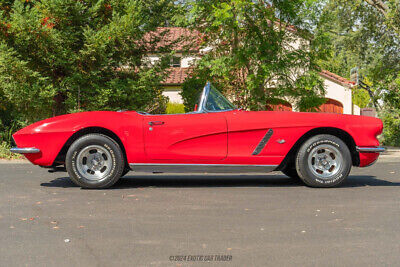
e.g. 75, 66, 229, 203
252, 129, 273, 156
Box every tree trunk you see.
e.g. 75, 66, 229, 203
53, 92, 66, 117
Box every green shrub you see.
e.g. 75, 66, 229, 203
0, 141, 22, 160
381, 110, 400, 147
166, 103, 185, 114
352, 88, 371, 108
181, 77, 207, 112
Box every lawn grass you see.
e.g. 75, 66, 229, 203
166, 102, 185, 114
0, 141, 23, 160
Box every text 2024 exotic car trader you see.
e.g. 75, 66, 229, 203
11, 83, 385, 188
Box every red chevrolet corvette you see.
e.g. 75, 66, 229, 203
11, 83, 384, 188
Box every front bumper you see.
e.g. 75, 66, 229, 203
10, 147, 41, 154
356, 146, 386, 153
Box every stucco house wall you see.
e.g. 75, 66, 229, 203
353, 104, 361, 115
323, 78, 352, 114
163, 86, 184, 103
147, 54, 197, 68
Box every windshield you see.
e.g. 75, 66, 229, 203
203, 84, 235, 111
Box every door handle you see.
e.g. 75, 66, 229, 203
148, 121, 164, 126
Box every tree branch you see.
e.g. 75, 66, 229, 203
364, 0, 388, 16
364, 0, 399, 35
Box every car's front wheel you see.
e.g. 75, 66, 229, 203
65, 134, 124, 189
295, 134, 352, 187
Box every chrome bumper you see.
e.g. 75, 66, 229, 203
356, 146, 386, 153
10, 147, 40, 154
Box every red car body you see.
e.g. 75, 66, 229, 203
13, 109, 383, 169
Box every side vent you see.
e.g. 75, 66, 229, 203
252, 129, 273, 155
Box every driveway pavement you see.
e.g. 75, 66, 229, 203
0, 159, 399, 266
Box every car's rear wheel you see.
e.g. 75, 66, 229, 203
66, 134, 124, 189
295, 134, 351, 187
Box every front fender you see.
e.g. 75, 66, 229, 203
12, 111, 143, 166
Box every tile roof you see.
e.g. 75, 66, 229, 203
144, 27, 201, 52
319, 70, 356, 87
162, 67, 192, 85
162, 68, 355, 87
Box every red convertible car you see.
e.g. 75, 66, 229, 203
11, 83, 384, 188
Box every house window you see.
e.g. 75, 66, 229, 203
171, 56, 181, 67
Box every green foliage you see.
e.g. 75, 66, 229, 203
166, 102, 185, 114
352, 88, 371, 108
381, 110, 400, 147
180, 76, 207, 112
0, 141, 22, 159
315, 0, 400, 145
384, 76, 400, 109
316, 0, 400, 81
294, 71, 327, 111
315, 0, 399, 103
0, 87, 26, 145
0, 0, 176, 124
380, 76, 400, 146
183, 0, 326, 111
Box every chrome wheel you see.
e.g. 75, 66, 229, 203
76, 145, 113, 181
307, 144, 343, 179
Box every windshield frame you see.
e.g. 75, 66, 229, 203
197, 82, 236, 113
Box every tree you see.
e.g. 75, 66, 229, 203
181, 0, 327, 111
314, 0, 400, 145
315, 0, 399, 97
363, 0, 400, 34
0, 0, 177, 123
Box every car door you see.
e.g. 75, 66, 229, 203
224, 110, 298, 165
142, 112, 227, 162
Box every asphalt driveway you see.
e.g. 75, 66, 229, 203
0, 158, 399, 266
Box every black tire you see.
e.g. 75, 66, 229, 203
295, 134, 351, 188
281, 166, 300, 180
65, 134, 125, 189
121, 168, 130, 177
